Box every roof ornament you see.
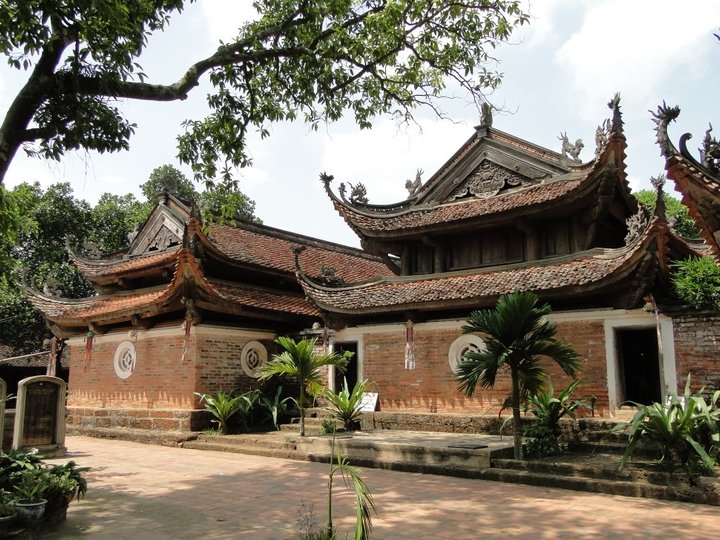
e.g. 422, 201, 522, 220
650, 174, 667, 220
339, 181, 369, 206
558, 132, 584, 161
405, 168, 423, 197
650, 102, 681, 158
480, 102, 493, 128
701, 123, 720, 175
317, 266, 346, 287
624, 206, 650, 246
594, 119, 611, 157
82, 241, 102, 260
608, 92, 624, 134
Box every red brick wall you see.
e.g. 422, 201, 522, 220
66, 326, 278, 430
672, 311, 720, 392
362, 320, 610, 416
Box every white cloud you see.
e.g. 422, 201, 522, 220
200, 0, 259, 43
556, 0, 720, 120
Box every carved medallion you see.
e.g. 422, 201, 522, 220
114, 341, 137, 380
241, 341, 268, 378
448, 162, 529, 201
448, 335, 486, 373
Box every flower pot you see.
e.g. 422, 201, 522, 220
14, 499, 47, 523
0, 513, 17, 535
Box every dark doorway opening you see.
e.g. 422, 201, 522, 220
616, 328, 661, 406
333, 342, 358, 392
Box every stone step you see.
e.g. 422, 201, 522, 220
569, 439, 661, 459
182, 439, 299, 460
479, 465, 720, 505
492, 455, 680, 484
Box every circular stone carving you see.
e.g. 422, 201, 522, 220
114, 341, 137, 380
241, 341, 268, 378
448, 335, 486, 374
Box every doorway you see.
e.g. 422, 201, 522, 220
616, 328, 661, 406
333, 342, 358, 392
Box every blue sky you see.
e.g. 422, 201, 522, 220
1, 0, 718, 247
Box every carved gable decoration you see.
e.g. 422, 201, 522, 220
447, 161, 532, 201
129, 206, 185, 256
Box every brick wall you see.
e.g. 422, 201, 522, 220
66, 325, 278, 431
361, 319, 610, 416
672, 310, 720, 393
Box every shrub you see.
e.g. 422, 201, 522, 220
195, 389, 261, 434
324, 379, 371, 432
672, 256, 720, 310
523, 379, 589, 458
259, 385, 293, 430
616, 376, 720, 475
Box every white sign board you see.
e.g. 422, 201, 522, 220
358, 392, 378, 412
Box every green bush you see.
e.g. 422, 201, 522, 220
672, 256, 720, 310
616, 376, 720, 475
324, 379, 371, 432
195, 389, 261, 434
259, 385, 293, 430
523, 379, 589, 458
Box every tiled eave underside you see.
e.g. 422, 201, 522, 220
28, 278, 318, 329
665, 154, 720, 258
301, 231, 659, 315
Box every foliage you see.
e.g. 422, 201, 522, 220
199, 183, 261, 226
259, 385, 293, 430
11, 468, 53, 502
89, 192, 149, 254
324, 379, 371, 432
259, 337, 350, 436
0, 489, 14, 517
46, 461, 89, 504
616, 376, 720, 475
319, 418, 337, 436
456, 291, 581, 459
140, 164, 199, 204
672, 256, 720, 311
634, 189, 700, 238
0, 1, 529, 186
195, 390, 261, 434
523, 379, 589, 458
0, 449, 44, 490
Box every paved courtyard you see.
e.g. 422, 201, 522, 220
45, 436, 720, 539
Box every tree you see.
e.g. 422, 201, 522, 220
259, 336, 350, 436
455, 291, 581, 459
635, 189, 700, 239
140, 164, 199, 205
0, 1, 529, 185
672, 256, 720, 311
89, 192, 149, 255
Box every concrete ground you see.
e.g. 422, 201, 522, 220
45, 436, 720, 540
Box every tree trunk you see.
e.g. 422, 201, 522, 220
511, 365, 523, 460
299, 383, 306, 437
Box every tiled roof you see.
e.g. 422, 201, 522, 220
300, 221, 661, 314
208, 280, 319, 317
70, 248, 180, 279
331, 174, 586, 233
207, 224, 392, 281
27, 287, 170, 322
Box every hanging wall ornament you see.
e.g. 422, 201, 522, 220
180, 318, 192, 362
404, 320, 416, 370
84, 329, 95, 372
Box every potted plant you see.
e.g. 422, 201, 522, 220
44, 461, 89, 526
0, 489, 17, 534
11, 468, 52, 523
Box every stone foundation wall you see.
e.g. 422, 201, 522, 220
66, 406, 210, 431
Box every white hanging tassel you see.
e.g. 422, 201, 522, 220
404, 320, 416, 370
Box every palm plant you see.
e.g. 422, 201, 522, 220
259, 337, 350, 436
326, 432, 376, 540
456, 291, 581, 459
194, 390, 260, 434
260, 385, 294, 430
324, 379, 371, 432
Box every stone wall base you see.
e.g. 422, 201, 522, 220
360, 411, 508, 434
67, 406, 211, 432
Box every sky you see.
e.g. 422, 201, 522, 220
1, 0, 719, 248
